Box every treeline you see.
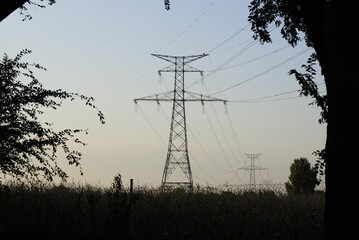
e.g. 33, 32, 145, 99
0, 181, 324, 240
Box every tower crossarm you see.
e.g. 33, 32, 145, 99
134, 90, 174, 103
134, 90, 227, 103
152, 54, 208, 74
184, 91, 227, 103
237, 166, 268, 171
151, 53, 209, 65
158, 65, 203, 73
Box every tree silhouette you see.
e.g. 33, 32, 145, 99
246, 1, 358, 239
0, 0, 55, 22
285, 157, 318, 194
0, 49, 105, 182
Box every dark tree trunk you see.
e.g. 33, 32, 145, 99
0, 0, 28, 22
323, 48, 359, 239
305, 1, 359, 239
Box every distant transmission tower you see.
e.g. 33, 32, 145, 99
238, 154, 267, 190
134, 54, 226, 190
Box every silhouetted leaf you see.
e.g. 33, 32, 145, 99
0, 50, 105, 182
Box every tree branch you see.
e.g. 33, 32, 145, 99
0, 0, 28, 22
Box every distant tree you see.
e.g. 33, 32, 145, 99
0, 0, 55, 22
0, 49, 105, 182
285, 157, 318, 194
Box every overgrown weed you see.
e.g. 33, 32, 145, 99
0, 181, 324, 239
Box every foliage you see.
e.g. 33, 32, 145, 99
247, 0, 327, 123
247, 0, 330, 187
19, 0, 56, 21
0, 49, 105, 182
248, 0, 310, 47
285, 157, 318, 194
0, 0, 57, 23
112, 173, 123, 192
0, 181, 325, 239
313, 148, 325, 183
164, 0, 170, 10
288, 53, 327, 179
288, 53, 327, 124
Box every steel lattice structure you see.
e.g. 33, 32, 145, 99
134, 54, 226, 190
238, 154, 267, 190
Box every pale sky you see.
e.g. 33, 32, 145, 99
0, 0, 326, 188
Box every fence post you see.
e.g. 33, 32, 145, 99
129, 179, 134, 239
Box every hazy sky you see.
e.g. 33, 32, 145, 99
0, 0, 326, 188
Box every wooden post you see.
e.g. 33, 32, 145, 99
129, 179, 134, 239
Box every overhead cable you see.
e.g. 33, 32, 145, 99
207, 23, 250, 53
156, 0, 218, 52
205, 45, 291, 72
209, 48, 312, 96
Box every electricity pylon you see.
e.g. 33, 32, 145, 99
238, 154, 267, 190
134, 54, 226, 190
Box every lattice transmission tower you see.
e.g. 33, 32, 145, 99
134, 54, 227, 190
238, 154, 267, 190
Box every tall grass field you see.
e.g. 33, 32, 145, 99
0, 181, 324, 240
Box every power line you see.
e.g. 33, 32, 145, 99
186, 39, 259, 90
231, 90, 327, 103
209, 47, 312, 96
225, 109, 246, 167
207, 23, 250, 53
136, 104, 167, 146
156, 0, 218, 52
205, 45, 291, 72
203, 105, 241, 182
189, 153, 223, 185
209, 39, 252, 55
227, 84, 326, 103
202, 84, 243, 168
186, 25, 278, 90
188, 124, 234, 173
232, 89, 301, 102
232, 95, 301, 103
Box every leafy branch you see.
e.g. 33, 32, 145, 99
0, 49, 104, 182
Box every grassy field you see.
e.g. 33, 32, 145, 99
0, 181, 324, 240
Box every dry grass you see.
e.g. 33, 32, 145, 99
0, 181, 324, 240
